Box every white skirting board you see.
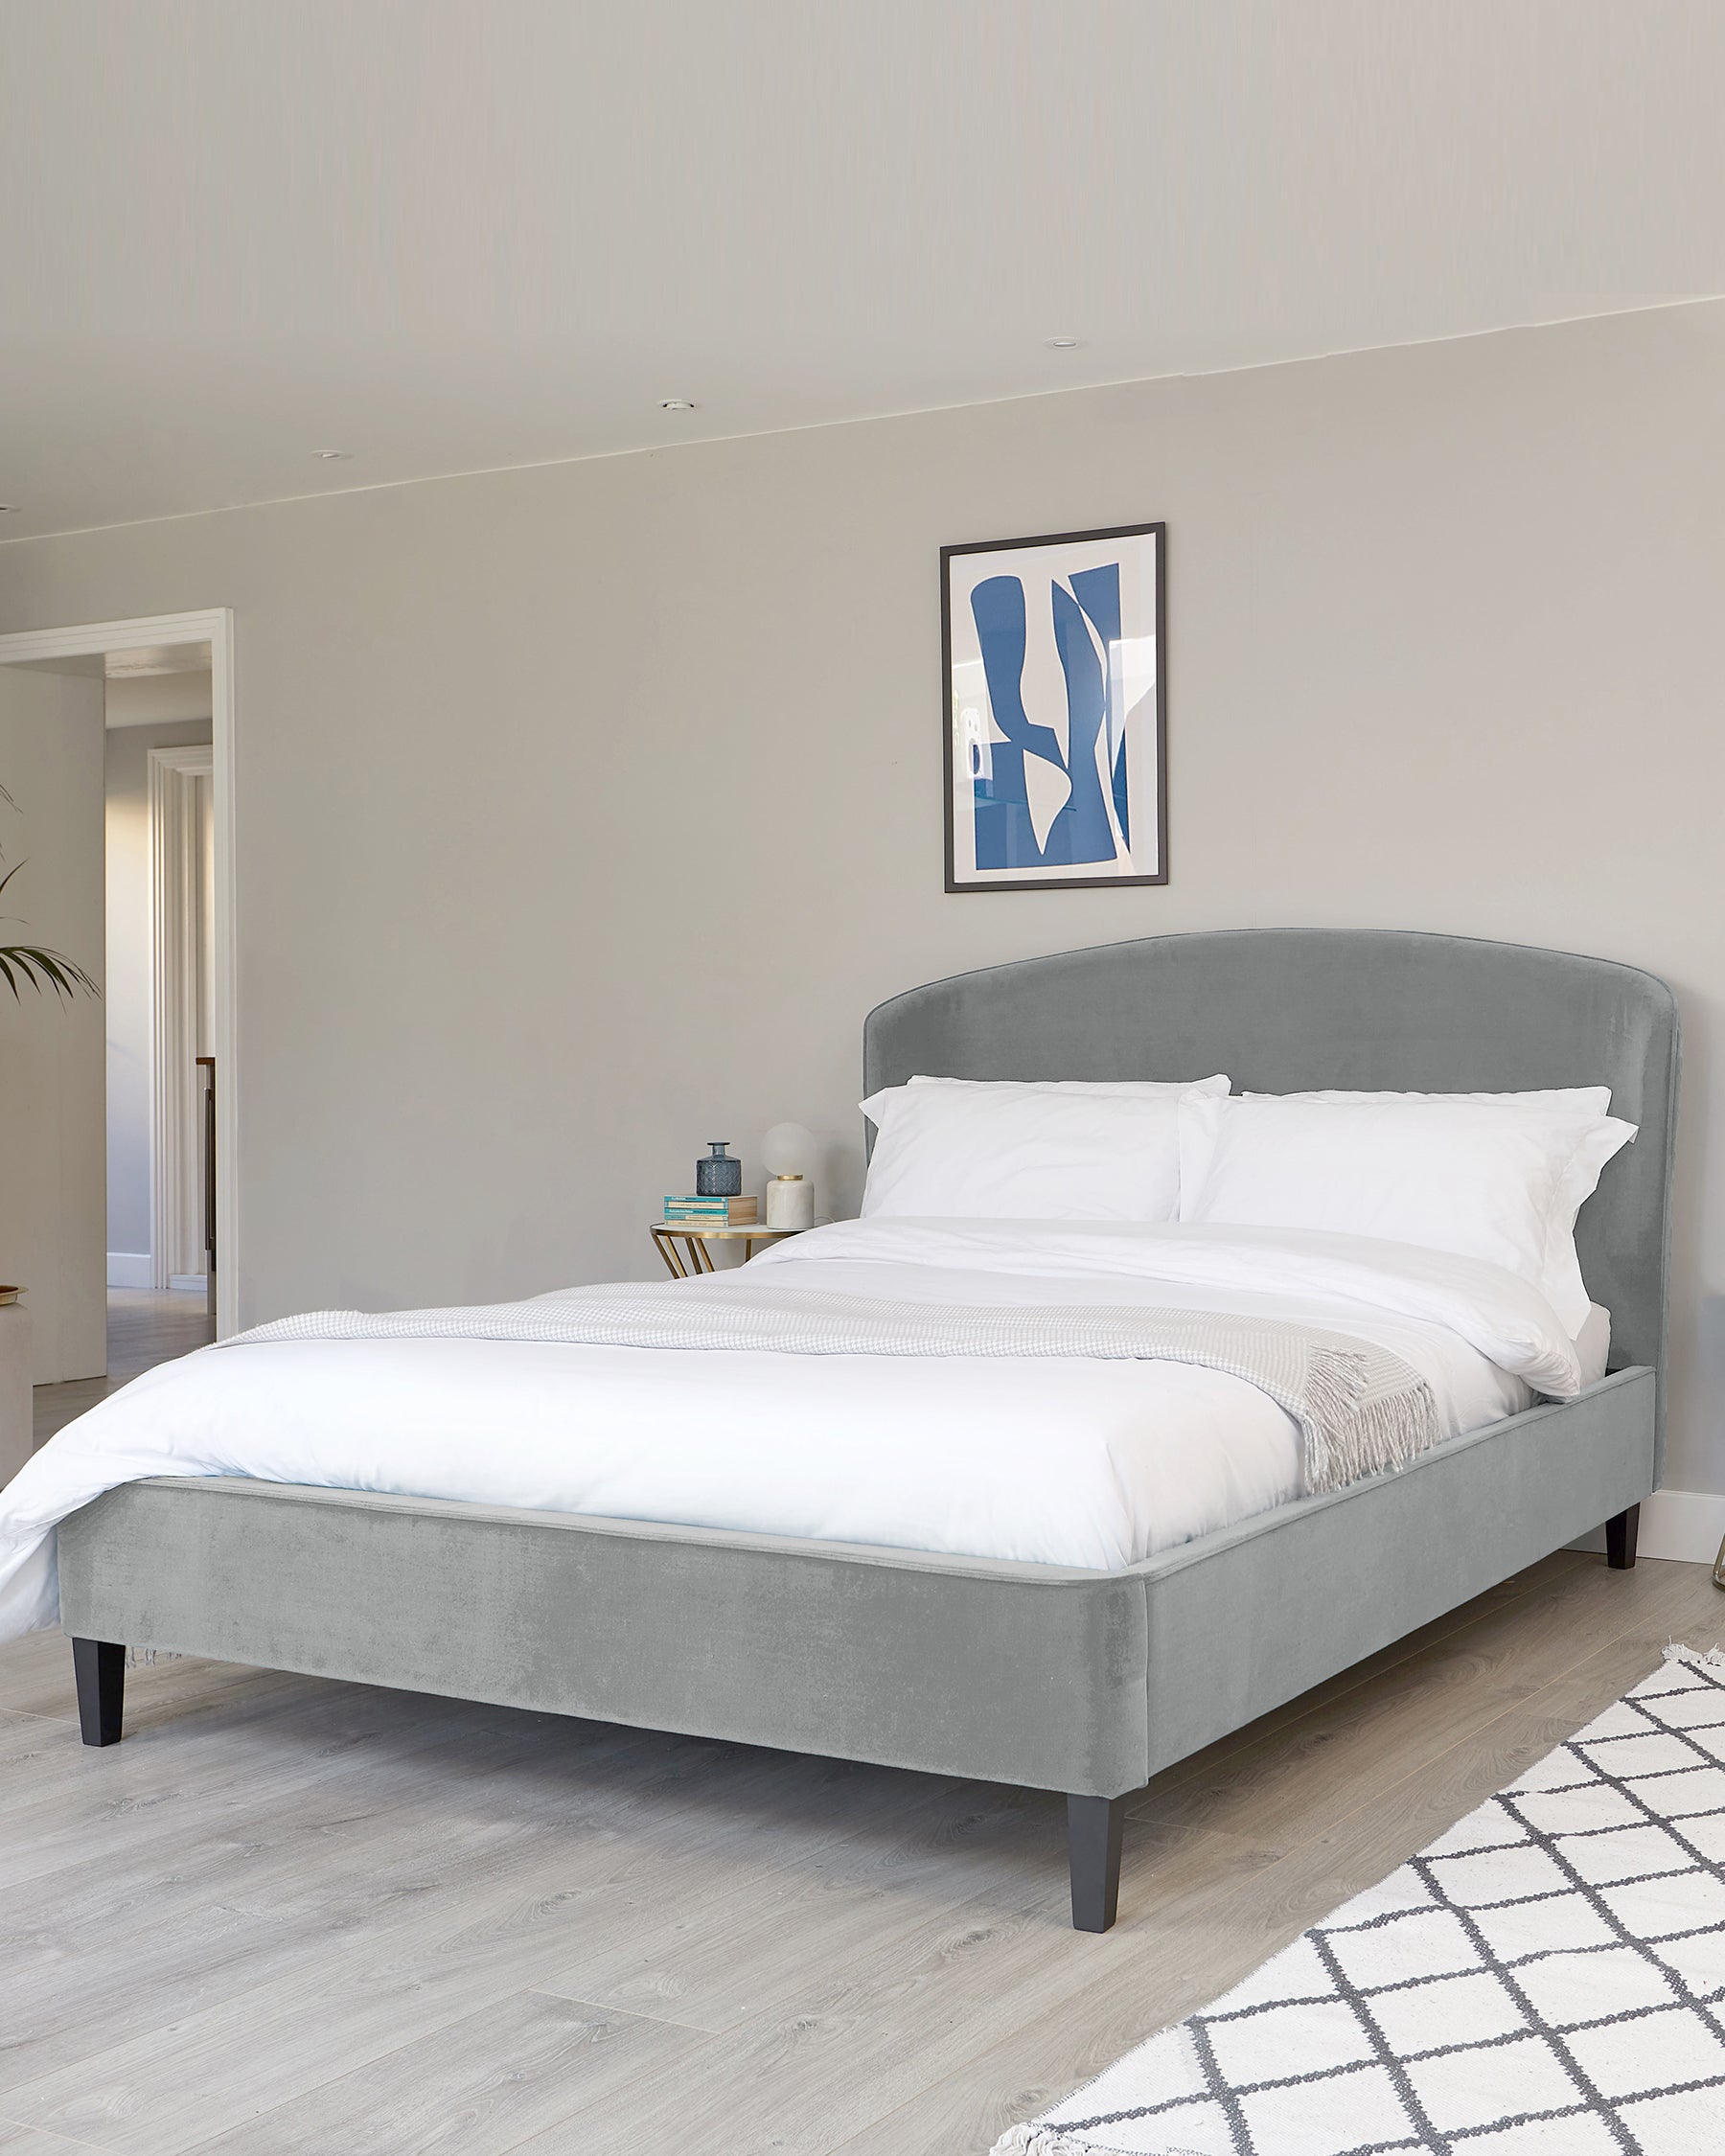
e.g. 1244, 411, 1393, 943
1570, 1486, 1725, 1564
108, 1257, 206, 1293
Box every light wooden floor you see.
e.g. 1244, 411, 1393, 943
33, 1290, 216, 1449
0, 1541, 1719, 2155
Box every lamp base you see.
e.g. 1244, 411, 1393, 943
766, 1176, 815, 1231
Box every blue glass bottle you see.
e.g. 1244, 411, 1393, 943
696, 1141, 742, 1198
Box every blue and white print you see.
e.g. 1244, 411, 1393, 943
947, 524, 1162, 888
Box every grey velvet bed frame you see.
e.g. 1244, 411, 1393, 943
59, 929, 1678, 1933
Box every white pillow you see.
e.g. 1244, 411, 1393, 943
908, 1075, 1232, 1099
1178, 1093, 1635, 1333
1245, 1086, 1612, 1112
860, 1076, 1230, 1223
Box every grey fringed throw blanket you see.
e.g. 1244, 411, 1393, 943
228, 1282, 1439, 1497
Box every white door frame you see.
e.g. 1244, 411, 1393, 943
149, 743, 214, 1291
0, 609, 238, 1336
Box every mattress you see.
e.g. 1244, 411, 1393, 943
0, 1220, 1602, 1637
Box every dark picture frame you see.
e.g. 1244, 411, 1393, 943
941, 520, 1166, 892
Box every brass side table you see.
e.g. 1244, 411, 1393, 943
652, 1223, 800, 1277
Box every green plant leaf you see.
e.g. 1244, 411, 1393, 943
0, 944, 101, 1002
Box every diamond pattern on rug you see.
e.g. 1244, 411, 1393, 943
993, 1646, 1725, 2156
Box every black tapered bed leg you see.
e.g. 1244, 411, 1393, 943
72, 1638, 126, 1746
1068, 1793, 1124, 1933
1606, 1504, 1641, 1571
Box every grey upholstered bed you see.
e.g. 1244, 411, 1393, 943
58, 929, 1678, 1933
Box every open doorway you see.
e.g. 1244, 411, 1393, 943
0, 609, 235, 1469
104, 653, 216, 1302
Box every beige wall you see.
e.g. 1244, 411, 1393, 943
0, 667, 106, 1382
0, 300, 1721, 1487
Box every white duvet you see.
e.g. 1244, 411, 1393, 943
0, 1221, 1598, 1640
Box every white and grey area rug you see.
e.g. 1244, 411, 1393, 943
995, 1645, 1725, 2156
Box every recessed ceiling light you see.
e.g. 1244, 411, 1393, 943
1045, 336, 1084, 350
313, 449, 354, 460
658, 398, 697, 412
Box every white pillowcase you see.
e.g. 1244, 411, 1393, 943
860, 1075, 1230, 1223
1245, 1086, 1612, 1112
1178, 1093, 1635, 1333
908, 1075, 1233, 1099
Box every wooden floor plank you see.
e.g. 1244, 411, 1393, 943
2, 1873, 709, 2156
143, 1995, 697, 2156
0, 1722, 1005, 2142
0, 2124, 115, 2156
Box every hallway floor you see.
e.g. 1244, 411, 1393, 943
33, 1288, 216, 1449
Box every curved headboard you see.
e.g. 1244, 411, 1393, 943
864, 929, 1680, 1447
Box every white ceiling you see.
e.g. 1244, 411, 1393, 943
3, 0, 1723, 543
104, 670, 214, 730
104, 644, 213, 680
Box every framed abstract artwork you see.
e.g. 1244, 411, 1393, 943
942, 521, 1165, 892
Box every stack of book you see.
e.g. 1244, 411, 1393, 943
663, 1194, 758, 1226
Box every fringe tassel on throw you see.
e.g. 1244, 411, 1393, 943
1303, 1375, 1439, 1498
1664, 1640, 1725, 1673
990, 2125, 1100, 2155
